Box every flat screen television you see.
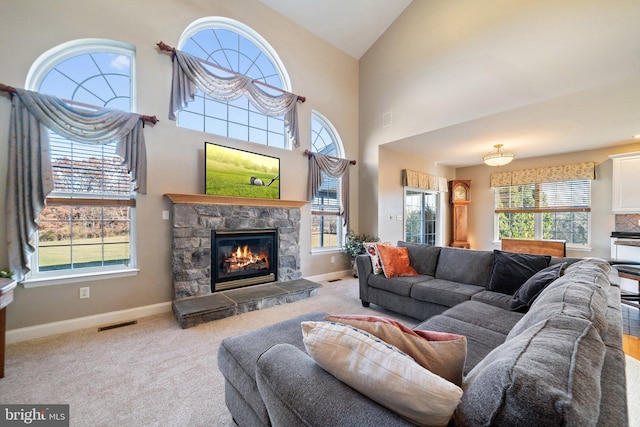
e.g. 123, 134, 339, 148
204, 142, 280, 199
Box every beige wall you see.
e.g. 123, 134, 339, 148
377, 146, 455, 243
0, 0, 358, 329
455, 142, 640, 258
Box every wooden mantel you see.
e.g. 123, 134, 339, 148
165, 193, 307, 208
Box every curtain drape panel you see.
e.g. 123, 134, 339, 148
308, 153, 351, 229
169, 49, 300, 148
5, 89, 147, 281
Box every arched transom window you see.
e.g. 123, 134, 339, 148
178, 17, 292, 149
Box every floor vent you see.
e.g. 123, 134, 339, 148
98, 320, 137, 332
327, 278, 342, 282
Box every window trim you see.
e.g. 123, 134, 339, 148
310, 110, 346, 253
178, 17, 291, 92
24, 40, 139, 284
493, 180, 592, 249
25, 38, 137, 109
403, 187, 445, 247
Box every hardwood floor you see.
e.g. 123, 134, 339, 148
622, 304, 640, 360
624, 334, 640, 360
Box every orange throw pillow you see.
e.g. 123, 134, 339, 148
376, 245, 419, 278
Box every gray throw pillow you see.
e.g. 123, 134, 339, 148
488, 250, 551, 295
509, 262, 566, 312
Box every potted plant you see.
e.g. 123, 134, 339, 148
343, 231, 379, 277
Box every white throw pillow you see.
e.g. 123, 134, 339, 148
364, 241, 391, 274
301, 321, 463, 427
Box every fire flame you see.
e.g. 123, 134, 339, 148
226, 245, 269, 269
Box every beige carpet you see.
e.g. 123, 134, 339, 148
1, 277, 637, 426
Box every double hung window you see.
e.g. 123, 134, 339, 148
310, 112, 345, 250
495, 180, 591, 246
25, 40, 137, 282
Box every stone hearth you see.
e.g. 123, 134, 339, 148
172, 278, 321, 328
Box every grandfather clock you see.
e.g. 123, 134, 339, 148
449, 180, 471, 249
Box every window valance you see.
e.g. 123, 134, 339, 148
402, 169, 448, 192
490, 162, 596, 187
167, 47, 301, 148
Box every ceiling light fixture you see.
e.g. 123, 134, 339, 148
483, 144, 514, 167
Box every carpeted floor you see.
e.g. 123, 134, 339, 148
0, 277, 637, 426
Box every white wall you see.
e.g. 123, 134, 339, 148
0, 0, 358, 329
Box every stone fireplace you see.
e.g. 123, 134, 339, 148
166, 194, 305, 300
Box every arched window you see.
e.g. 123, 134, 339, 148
177, 17, 292, 149
310, 111, 345, 250
25, 39, 137, 283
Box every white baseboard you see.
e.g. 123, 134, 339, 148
305, 269, 354, 283
6, 301, 173, 344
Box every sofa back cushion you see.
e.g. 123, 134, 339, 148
434, 247, 494, 287
487, 250, 551, 295
456, 314, 605, 426
397, 241, 441, 276
507, 259, 610, 340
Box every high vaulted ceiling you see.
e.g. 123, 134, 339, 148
260, 0, 640, 167
258, 0, 412, 59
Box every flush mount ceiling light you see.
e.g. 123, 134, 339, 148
483, 144, 514, 167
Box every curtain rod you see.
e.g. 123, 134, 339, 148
0, 83, 159, 125
157, 41, 306, 103
304, 149, 356, 165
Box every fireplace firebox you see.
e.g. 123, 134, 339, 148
211, 229, 278, 292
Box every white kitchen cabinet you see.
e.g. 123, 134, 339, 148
611, 152, 640, 213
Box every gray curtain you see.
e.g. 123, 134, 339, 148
169, 49, 300, 147
308, 152, 351, 229
6, 89, 147, 281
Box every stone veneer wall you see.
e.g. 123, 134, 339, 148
171, 203, 302, 300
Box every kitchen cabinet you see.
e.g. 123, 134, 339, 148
611, 152, 640, 213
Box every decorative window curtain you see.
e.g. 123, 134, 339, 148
402, 169, 448, 192
6, 89, 147, 281
169, 49, 300, 148
490, 162, 596, 187
308, 153, 351, 229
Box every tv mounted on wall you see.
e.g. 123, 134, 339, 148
204, 142, 280, 199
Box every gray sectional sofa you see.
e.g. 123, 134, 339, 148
217, 243, 628, 426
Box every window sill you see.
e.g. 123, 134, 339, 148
22, 268, 139, 288
311, 247, 344, 255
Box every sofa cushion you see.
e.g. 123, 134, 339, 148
470, 290, 514, 309
434, 247, 494, 287
488, 250, 551, 295
302, 321, 463, 426
456, 315, 605, 427
368, 273, 430, 297
436, 300, 524, 336
398, 241, 441, 276
509, 262, 566, 312
507, 261, 610, 340
377, 245, 419, 278
217, 312, 328, 424
415, 315, 508, 374
324, 314, 467, 386
410, 279, 484, 307
256, 343, 413, 426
